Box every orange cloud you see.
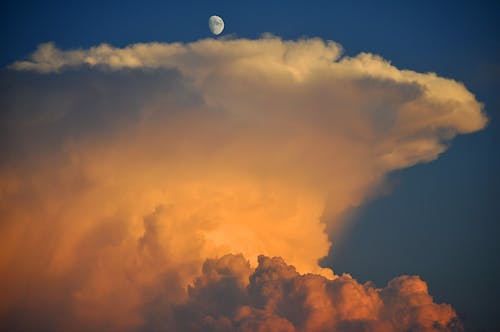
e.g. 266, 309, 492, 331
0, 37, 485, 330
175, 254, 461, 332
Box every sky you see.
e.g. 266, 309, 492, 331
1, 1, 499, 331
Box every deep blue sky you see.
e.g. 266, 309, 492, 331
2, 1, 499, 331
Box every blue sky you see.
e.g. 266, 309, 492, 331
2, 1, 499, 330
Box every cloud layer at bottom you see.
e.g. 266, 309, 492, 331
0, 37, 486, 330
173, 254, 461, 332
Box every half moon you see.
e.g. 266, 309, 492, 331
209, 15, 224, 35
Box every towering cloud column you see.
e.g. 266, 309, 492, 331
0, 37, 486, 331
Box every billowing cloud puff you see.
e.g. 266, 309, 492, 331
0, 37, 486, 330
174, 254, 461, 332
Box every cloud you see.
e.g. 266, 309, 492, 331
0, 37, 486, 330
173, 254, 462, 332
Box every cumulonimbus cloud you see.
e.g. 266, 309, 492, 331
0, 37, 486, 331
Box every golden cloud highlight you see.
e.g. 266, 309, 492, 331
0, 37, 486, 331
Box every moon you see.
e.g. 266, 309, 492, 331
208, 15, 224, 35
